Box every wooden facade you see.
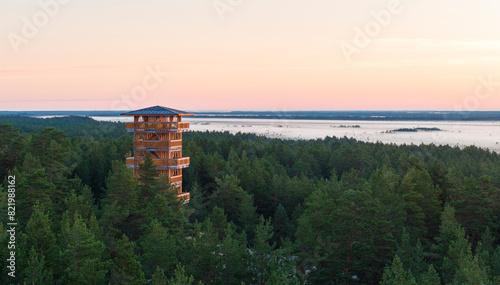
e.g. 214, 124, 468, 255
121, 106, 194, 201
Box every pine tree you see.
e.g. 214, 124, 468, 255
187, 181, 209, 222
220, 226, 250, 284
332, 189, 381, 282
410, 239, 427, 280
295, 189, 336, 281
369, 166, 405, 253
20, 153, 42, 175
251, 216, 275, 285
420, 265, 440, 285
152, 267, 167, 285
440, 216, 490, 284
273, 204, 289, 248
399, 167, 441, 241
210, 175, 257, 234
207, 206, 236, 241
110, 235, 146, 284
396, 230, 430, 283
451, 176, 497, 244
491, 246, 500, 281
104, 160, 138, 213
380, 255, 417, 285
0, 124, 24, 180
396, 229, 412, 272
433, 204, 460, 276
445, 228, 490, 284
100, 160, 139, 239
15, 165, 55, 223
168, 264, 197, 285
61, 212, 108, 284
427, 158, 452, 203
65, 185, 96, 221
24, 201, 58, 277
23, 247, 53, 285
140, 220, 181, 278
186, 221, 222, 283
476, 227, 496, 278
142, 188, 189, 233
138, 152, 157, 198
30, 128, 73, 194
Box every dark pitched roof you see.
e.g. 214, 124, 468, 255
121, 106, 194, 116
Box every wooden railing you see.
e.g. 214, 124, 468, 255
131, 169, 183, 184
178, 122, 189, 129
126, 157, 190, 168
177, 192, 190, 201
168, 175, 183, 183
154, 175, 183, 184
126, 122, 190, 130
134, 140, 182, 149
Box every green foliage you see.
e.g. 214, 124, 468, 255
380, 255, 417, 285
3, 117, 500, 284
420, 265, 441, 285
210, 175, 257, 235
30, 128, 71, 183
252, 216, 276, 284
273, 204, 289, 247
219, 226, 250, 284
0, 124, 24, 181
0, 115, 127, 137
168, 264, 198, 285
140, 220, 182, 278
64, 185, 96, 224
444, 227, 489, 284
433, 205, 492, 284
491, 246, 500, 281
104, 161, 138, 213
185, 220, 222, 283
15, 163, 56, 223
296, 185, 392, 283
23, 247, 53, 285
139, 152, 157, 196
450, 176, 499, 244
399, 167, 442, 240
60, 212, 108, 284
24, 201, 58, 278
110, 235, 146, 284
396, 230, 428, 281
100, 161, 139, 239
152, 267, 168, 285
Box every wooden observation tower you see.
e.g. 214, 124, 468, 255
121, 106, 194, 200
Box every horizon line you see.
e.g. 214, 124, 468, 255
1, 109, 500, 113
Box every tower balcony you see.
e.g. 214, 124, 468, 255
126, 157, 190, 169
154, 176, 183, 184
126, 122, 190, 132
134, 140, 183, 150
177, 192, 190, 202
167, 175, 183, 183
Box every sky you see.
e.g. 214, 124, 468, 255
1, 0, 500, 111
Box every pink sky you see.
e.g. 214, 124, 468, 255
1, 0, 500, 111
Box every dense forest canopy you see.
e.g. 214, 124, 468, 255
1, 115, 499, 284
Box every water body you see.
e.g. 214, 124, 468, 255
85, 116, 500, 153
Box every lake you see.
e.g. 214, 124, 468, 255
87, 116, 500, 153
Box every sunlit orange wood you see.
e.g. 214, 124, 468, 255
121, 106, 194, 200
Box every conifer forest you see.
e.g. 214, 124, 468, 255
1, 116, 500, 284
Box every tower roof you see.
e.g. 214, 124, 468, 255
121, 106, 194, 116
